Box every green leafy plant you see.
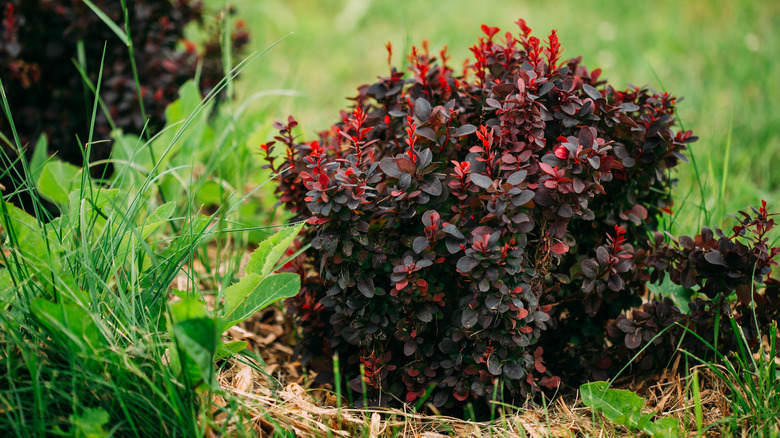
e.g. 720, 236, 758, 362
0, 152, 301, 435
168, 222, 303, 389
580, 381, 681, 438
0, 43, 296, 435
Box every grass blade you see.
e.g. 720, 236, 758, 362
81, 0, 129, 46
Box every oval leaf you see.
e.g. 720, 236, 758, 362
469, 173, 494, 189
582, 83, 602, 100
456, 124, 477, 137
461, 308, 479, 329
703, 250, 730, 268
506, 170, 528, 185
414, 97, 432, 121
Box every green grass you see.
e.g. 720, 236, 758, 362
209, 0, 779, 234
677, 320, 780, 437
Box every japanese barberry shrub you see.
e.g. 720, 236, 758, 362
598, 202, 779, 378
0, 0, 248, 172
264, 20, 700, 410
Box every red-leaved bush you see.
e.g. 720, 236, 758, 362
597, 202, 779, 377
264, 20, 777, 412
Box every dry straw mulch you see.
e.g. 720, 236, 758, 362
215, 307, 733, 437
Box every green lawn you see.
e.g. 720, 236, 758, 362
209, 0, 780, 234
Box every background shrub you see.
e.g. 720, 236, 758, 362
266, 20, 699, 411
0, 0, 247, 188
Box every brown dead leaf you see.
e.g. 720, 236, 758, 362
368, 412, 384, 438
233, 365, 255, 394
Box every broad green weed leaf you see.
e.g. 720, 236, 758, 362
0, 268, 10, 292
112, 131, 152, 173
29, 298, 105, 355
0, 202, 85, 301
69, 407, 110, 438
648, 272, 693, 314
153, 80, 210, 172
581, 381, 643, 425
66, 188, 119, 217
220, 274, 261, 320
169, 298, 209, 322
37, 160, 80, 205
32, 263, 87, 304
172, 317, 219, 388
245, 223, 303, 278
0, 200, 58, 269
214, 340, 248, 361
140, 201, 176, 239
0, 268, 15, 305
196, 181, 224, 207
164, 80, 202, 123
581, 381, 680, 438
64, 189, 119, 237
646, 417, 683, 438
222, 272, 300, 327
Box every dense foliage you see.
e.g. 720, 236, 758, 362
265, 20, 776, 412
598, 202, 779, 377
0, 0, 247, 175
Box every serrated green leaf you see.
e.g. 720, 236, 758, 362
222, 272, 300, 327
140, 201, 176, 239
244, 223, 303, 278
581, 381, 681, 438
37, 160, 81, 205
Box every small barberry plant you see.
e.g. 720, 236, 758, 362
599, 202, 779, 375
265, 19, 716, 411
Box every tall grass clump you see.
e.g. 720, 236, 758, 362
0, 26, 300, 433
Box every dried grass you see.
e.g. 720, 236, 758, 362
214, 307, 734, 437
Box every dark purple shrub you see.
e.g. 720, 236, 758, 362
0, 0, 248, 174
264, 20, 696, 411
599, 202, 779, 376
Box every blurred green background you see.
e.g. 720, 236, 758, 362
207, 0, 779, 234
